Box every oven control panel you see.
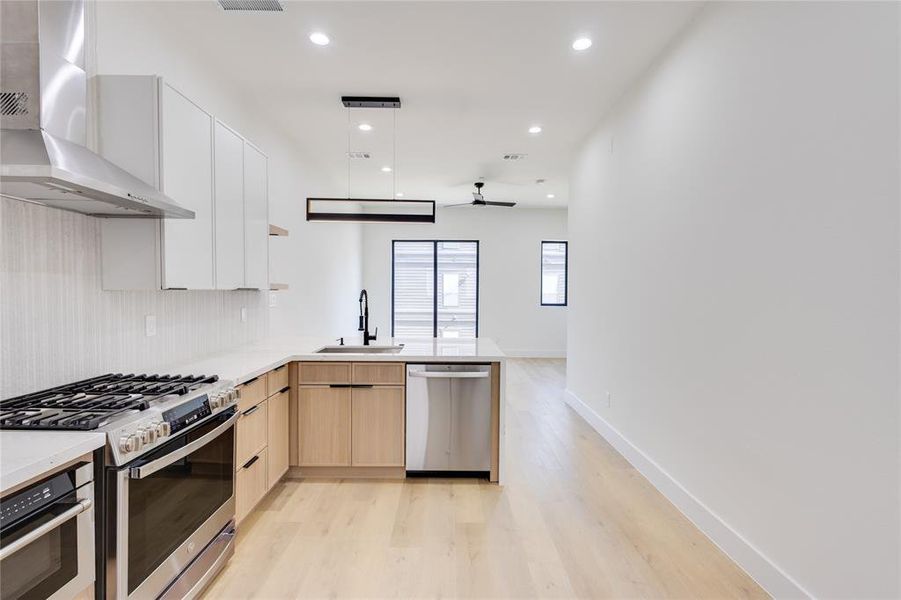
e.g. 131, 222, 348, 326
107, 384, 239, 466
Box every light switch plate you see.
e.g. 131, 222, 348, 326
240, 307, 247, 323
269, 292, 277, 308
145, 315, 157, 337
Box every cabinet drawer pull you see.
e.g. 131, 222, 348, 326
279, 386, 290, 394
242, 455, 260, 470
243, 376, 260, 385
329, 384, 352, 388
274, 365, 286, 372
242, 404, 261, 417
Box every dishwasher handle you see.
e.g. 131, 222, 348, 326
408, 371, 489, 379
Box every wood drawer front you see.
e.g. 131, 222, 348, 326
236, 399, 268, 468
297, 386, 351, 466
267, 390, 289, 488
352, 362, 404, 385
298, 362, 351, 385
238, 375, 267, 412
236, 447, 268, 524
267, 365, 289, 397
351, 386, 405, 467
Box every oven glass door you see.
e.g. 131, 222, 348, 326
125, 413, 235, 595
0, 490, 93, 600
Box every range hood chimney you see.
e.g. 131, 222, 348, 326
0, 0, 193, 218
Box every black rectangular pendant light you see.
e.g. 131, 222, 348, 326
306, 198, 435, 223
341, 96, 402, 109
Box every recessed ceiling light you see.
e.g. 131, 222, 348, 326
395, 192, 404, 197
381, 166, 392, 173
547, 193, 556, 199
358, 123, 372, 132
572, 37, 592, 51
528, 125, 542, 134
309, 32, 330, 46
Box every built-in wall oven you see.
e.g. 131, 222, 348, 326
106, 404, 238, 599
0, 461, 95, 600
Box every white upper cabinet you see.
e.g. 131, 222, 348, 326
243, 142, 269, 290
214, 121, 246, 289
159, 83, 214, 289
93, 75, 268, 291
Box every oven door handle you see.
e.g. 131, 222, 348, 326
0, 498, 93, 561
129, 412, 239, 480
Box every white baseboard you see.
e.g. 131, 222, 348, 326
563, 388, 811, 600
502, 349, 566, 358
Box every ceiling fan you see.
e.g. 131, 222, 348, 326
445, 182, 516, 208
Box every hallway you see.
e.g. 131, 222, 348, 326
203, 359, 766, 599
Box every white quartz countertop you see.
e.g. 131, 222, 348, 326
166, 336, 506, 386
1, 431, 105, 494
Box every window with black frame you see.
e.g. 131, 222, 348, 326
541, 241, 568, 306
392, 240, 479, 338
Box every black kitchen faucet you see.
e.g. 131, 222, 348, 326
358, 289, 378, 345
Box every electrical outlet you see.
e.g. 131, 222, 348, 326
269, 292, 277, 308
145, 315, 157, 337
240, 307, 247, 323
606, 390, 612, 408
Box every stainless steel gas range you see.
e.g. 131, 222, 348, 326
0, 373, 240, 599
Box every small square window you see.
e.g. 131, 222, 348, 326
541, 241, 567, 306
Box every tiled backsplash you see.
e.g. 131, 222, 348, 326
0, 198, 269, 398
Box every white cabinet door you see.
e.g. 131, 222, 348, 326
214, 121, 245, 289
160, 83, 214, 289
243, 142, 268, 289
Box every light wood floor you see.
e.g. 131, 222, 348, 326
202, 359, 767, 599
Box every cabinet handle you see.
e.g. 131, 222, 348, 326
329, 384, 352, 388
279, 386, 290, 394
242, 404, 261, 417
242, 455, 260, 469
274, 365, 286, 372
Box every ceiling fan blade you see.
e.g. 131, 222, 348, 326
483, 201, 516, 207
442, 202, 475, 208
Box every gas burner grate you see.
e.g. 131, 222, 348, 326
0, 373, 219, 430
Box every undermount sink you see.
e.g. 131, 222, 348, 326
314, 345, 405, 354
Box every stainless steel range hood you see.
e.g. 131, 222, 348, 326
0, 0, 193, 218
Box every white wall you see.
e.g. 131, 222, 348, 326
567, 3, 899, 598
361, 208, 567, 355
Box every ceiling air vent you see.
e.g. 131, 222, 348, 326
503, 153, 528, 161
346, 152, 371, 160
1, 92, 29, 116
216, 0, 285, 11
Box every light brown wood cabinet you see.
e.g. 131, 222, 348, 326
267, 364, 289, 396
351, 386, 405, 466
267, 389, 290, 487
236, 447, 268, 523
236, 398, 267, 467
297, 386, 352, 466
235, 365, 293, 525
296, 362, 405, 472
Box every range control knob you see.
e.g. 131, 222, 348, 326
138, 427, 155, 445
156, 421, 169, 438
119, 435, 138, 453
229, 388, 239, 403
209, 393, 222, 409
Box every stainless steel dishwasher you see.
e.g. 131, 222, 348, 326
406, 364, 492, 476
